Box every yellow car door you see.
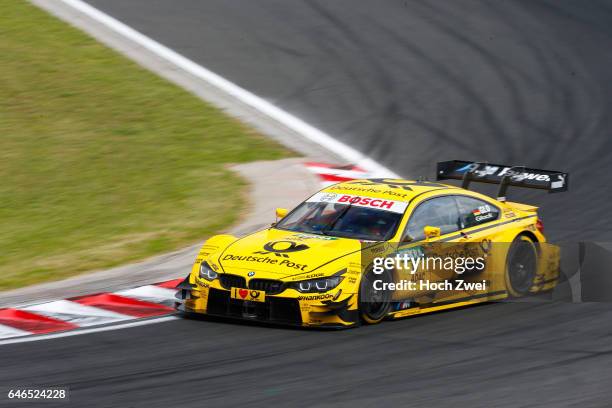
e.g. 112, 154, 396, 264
452, 194, 504, 296
394, 195, 463, 300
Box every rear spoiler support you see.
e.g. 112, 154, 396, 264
438, 160, 568, 200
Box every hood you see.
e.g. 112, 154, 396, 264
216, 228, 364, 278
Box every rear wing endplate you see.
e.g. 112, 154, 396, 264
436, 160, 568, 201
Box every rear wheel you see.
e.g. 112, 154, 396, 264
359, 269, 392, 324
505, 235, 538, 297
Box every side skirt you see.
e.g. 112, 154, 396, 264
387, 291, 508, 319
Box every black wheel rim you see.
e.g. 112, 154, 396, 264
509, 241, 536, 293
362, 271, 390, 319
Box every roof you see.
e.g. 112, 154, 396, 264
320, 179, 456, 203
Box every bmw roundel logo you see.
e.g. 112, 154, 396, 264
248, 271, 255, 277
320, 193, 338, 202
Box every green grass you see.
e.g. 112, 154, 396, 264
0, 0, 294, 290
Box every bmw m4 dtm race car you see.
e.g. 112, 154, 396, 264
175, 160, 568, 328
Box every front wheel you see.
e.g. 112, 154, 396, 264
505, 235, 539, 297
358, 269, 392, 324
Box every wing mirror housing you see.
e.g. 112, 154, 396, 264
424, 226, 441, 240
275, 208, 288, 220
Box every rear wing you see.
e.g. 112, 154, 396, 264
436, 160, 568, 201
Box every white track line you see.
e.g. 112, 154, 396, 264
59, 0, 399, 178
0, 324, 31, 339
0, 316, 179, 346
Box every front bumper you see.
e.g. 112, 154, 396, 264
175, 275, 359, 328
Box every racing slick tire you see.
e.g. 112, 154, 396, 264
505, 234, 539, 297
359, 268, 393, 324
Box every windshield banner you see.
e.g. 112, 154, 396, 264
306, 192, 409, 214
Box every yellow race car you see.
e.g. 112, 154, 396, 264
175, 160, 568, 328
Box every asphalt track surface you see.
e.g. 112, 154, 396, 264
4, 1, 612, 407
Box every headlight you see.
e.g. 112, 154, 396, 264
291, 272, 345, 293
199, 262, 218, 281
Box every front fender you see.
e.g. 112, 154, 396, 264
203, 234, 238, 251
190, 234, 238, 277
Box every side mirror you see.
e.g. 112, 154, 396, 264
275, 208, 288, 220
423, 226, 441, 240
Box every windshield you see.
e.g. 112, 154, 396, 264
275, 201, 403, 241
